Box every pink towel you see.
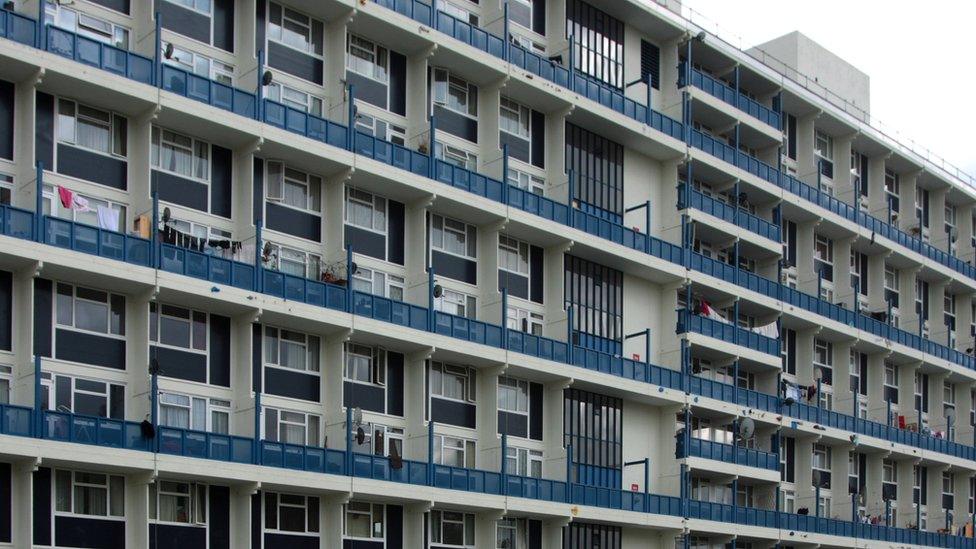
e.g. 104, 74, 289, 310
58, 186, 73, 209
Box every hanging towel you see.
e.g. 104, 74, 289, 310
71, 194, 91, 213
699, 301, 729, 324
57, 186, 73, 209
96, 205, 120, 232
752, 321, 779, 338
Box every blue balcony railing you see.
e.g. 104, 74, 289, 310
433, 159, 505, 202
433, 9, 505, 59
161, 64, 256, 118
505, 329, 570, 364
0, 7, 36, 46
42, 410, 151, 452
44, 216, 151, 267
45, 26, 154, 85
677, 437, 779, 471
680, 186, 780, 242
681, 64, 781, 129
158, 243, 255, 291
354, 131, 430, 177
371, 0, 433, 25
433, 310, 504, 348
0, 203, 36, 240
262, 269, 347, 311
508, 43, 571, 89
352, 291, 430, 332
678, 311, 781, 357
262, 99, 349, 150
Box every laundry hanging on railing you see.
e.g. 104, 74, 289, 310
160, 224, 244, 259
697, 300, 729, 323
56, 185, 92, 213
751, 321, 779, 339
96, 205, 119, 232
780, 380, 816, 404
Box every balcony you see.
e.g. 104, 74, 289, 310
676, 436, 779, 471
677, 310, 781, 357
679, 186, 781, 243
679, 63, 781, 129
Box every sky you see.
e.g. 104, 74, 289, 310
681, 0, 976, 180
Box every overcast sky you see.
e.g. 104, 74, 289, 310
681, 0, 976, 180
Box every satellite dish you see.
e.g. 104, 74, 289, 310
352, 406, 363, 426
163, 42, 174, 59
737, 418, 755, 441
432, 284, 443, 298
261, 70, 274, 86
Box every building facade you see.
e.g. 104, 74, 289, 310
0, 0, 973, 548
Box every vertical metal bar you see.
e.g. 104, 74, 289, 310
346, 245, 354, 312
347, 84, 356, 152
151, 191, 159, 268
428, 115, 437, 179
501, 288, 508, 332
346, 405, 353, 474
427, 420, 435, 486
501, 144, 509, 204
254, 220, 263, 292
154, 13, 162, 88
33, 355, 42, 437
256, 49, 264, 121
566, 306, 574, 365
253, 392, 262, 464
428, 269, 435, 332
502, 2, 510, 60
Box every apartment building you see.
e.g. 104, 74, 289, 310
0, 0, 974, 548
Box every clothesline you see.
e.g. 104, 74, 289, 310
697, 301, 779, 339
56, 185, 120, 232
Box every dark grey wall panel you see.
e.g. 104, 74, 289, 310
35, 92, 54, 170
0, 462, 9, 543
56, 329, 125, 370
434, 105, 477, 143
430, 397, 476, 429
253, 157, 264, 223
345, 225, 386, 261
0, 270, 11, 352
347, 71, 388, 111
32, 468, 51, 546
33, 278, 52, 357
56, 515, 125, 549
265, 367, 320, 402
152, 170, 209, 213
529, 245, 543, 304
209, 485, 230, 549
209, 314, 231, 387
265, 533, 319, 549
149, 524, 206, 549
252, 323, 262, 392
498, 410, 528, 438
344, 540, 384, 549
0, 79, 13, 160
266, 202, 321, 242
153, 345, 207, 383
388, 200, 405, 265
343, 381, 385, 414
498, 271, 528, 301
90, 0, 130, 14
210, 145, 233, 218
57, 144, 127, 191
389, 51, 407, 116
267, 42, 323, 84
213, 0, 235, 52
387, 504, 403, 549
500, 131, 530, 164
250, 492, 261, 549
158, 1, 210, 45
387, 351, 404, 416
431, 251, 477, 285
531, 110, 545, 169
529, 382, 543, 440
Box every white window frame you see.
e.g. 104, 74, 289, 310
42, 183, 127, 232
430, 509, 476, 547
267, 1, 323, 58
497, 376, 529, 415
355, 112, 407, 145
55, 282, 125, 338
263, 407, 320, 447
344, 342, 386, 386
56, 98, 127, 158
158, 392, 230, 435
54, 469, 125, 519
164, 0, 212, 16
149, 480, 208, 525
343, 501, 385, 540
499, 97, 530, 139
436, 142, 479, 170
264, 492, 320, 534
47, 374, 124, 419
506, 306, 543, 336
498, 234, 529, 276
435, 288, 477, 320
345, 187, 387, 234
351, 266, 404, 301
431, 213, 477, 260
438, 0, 480, 25
433, 68, 478, 120
266, 161, 322, 214
163, 44, 234, 85
151, 126, 210, 183
430, 361, 476, 403
507, 167, 545, 195
262, 242, 321, 280
496, 517, 528, 549
45, 2, 130, 49
433, 434, 476, 469
150, 302, 208, 353
264, 325, 320, 374
504, 446, 542, 478
346, 34, 389, 83
265, 80, 324, 116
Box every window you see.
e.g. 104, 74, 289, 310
507, 307, 543, 336
0, 173, 11, 205
151, 127, 209, 181
943, 472, 954, 510
815, 130, 834, 180
434, 435, 476, 469
158, 393, 230, 434
496, 517, 527, 549
500, 97, 530, 139
344, 502, 384, 540
497, 376, 529, 414
262, 242, 321, 279
564, 255, 623, 345
812, 444, 830, 488
510, 31, 545, 53
883, 459, 897, 501
885, 264, 900, 313
265, 82, 323, 116
166, 0, 212, 15
431, 214, 477, 259
567, 0, 624, 88
505, 447, 542, 478
56, 283, 124, 336
507, 168, 545, 195
264, 408, 320, 446
48, 375, 124, 419
42, 184, 127, 232
150, 303, 207, 352
347, 35, 388, 82
431, 510, 475, 547
344, 343, 386, 385
814, 234, 833, 282
55, 470, 124, 518
57, 99, 126, 157
498, 235, 529, 275
435, 288, 477, 319
45, 2, 129, 49
352, 266, 404, 301
433, 69, 478, 118
163, 45, 234, 85
345, 187, 387, 233
430, 361, 476, 402
265, 326, 320, 373
355, 113, 406, 145
265, 492, 319, 534
884, 362, 899, 404
945, 289, 957, 347
268, 2, 323, 56
438, 1, 479, 25
813, 339, 832, 385
0, 365, 10, 405
266, 162, 321, 213
149, 481, 207, 525
353, 424, 403, 457
436, 143, 478, 170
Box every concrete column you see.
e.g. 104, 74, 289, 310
955, 382, 975, 447
795, 114, 818, 188
953, 472, 972, 531
793, 437, 814, 512
541, 518, 568, 549
928, 464, 949, 531
833, 341, 855, 417
406, 47, 435, 152
126, 474, 152, 549
13, 71, 39, 211
829, 443, 849, 520
322, 170, 350, 266
954, 291, 975, 353
320, 494, 348, 549
793, 328, 818, 387
899, 266, 921, 334
895, 459, 915, 527
477, 222, 505, 325
230, 483, 259, 549
476, 364, 505, 471
930, 187, 949, 252
402, 503, 431, 549
477, 78, 506, 179
658, 40, 682, 116
542, 242, 571, 342
863, 453, 884, 519
324, 12, 353, 120
10, 265, 37, 407
927, 370, 949, 435
127, 291, 152, 424
403, 349, 433, 461
231, 313, 259, 438
323, 332, 350, 450
545, 107, 570, 204
958, 203, 975, 264
795, 220, 820, 298
11, 458, 38, 549
834, 134, 855, 207
929, 280, 949, 346
128, 107, 157, 221
865, 352, 890, 425
865, 251, 888, 315
899, 171, 919, 235
867, 155, 888, 221
403, 196, 434, 307
542, 379, 570, 482
834, 237, 856, 309
474, 511, 502, 549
